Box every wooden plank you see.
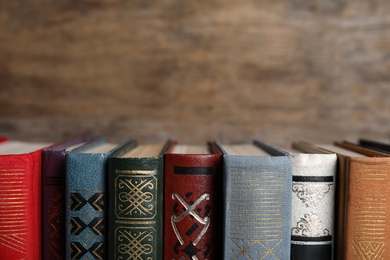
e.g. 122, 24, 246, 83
0, 1, 389, 144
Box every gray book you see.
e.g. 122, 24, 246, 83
217, 140, 292, 259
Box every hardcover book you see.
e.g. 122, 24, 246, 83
164, 142, 223, 260
216, 140, 292, 259
287, 143, 337, 260
299, 141, 390, 259
0, 140, 49, 259
65, 138, 135, 260
358, 139, 390, 154
107, 140, 171, 260
42, 137, 88, 260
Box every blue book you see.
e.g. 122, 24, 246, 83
217, 140, 292, 259
65, 138, 136, 260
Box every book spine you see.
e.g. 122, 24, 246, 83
223, 155, 292, 259
0, 151, 42, 259
164, 153, 223, 260
108, 157, 164, 259
290, 154, 336, 260
42, 150, 66, 260
343, 158, 390, 259
66, 153, 107, 260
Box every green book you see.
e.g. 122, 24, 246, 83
107, 140, 171, 259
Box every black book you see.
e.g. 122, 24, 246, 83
358, 139, 390, 154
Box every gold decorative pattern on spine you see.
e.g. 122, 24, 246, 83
353, 196, 386, 259
230, 238, 282, 260
0, 167, 28, 256
115, 227, 155, 260
115, 170, 157, 175
115, 175, 157, 220
228, 166, 288, 258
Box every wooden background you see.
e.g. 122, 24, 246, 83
0, 1, 389, 146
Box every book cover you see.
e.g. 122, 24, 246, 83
300, 141, 390, 259
107, 140, 171, 259
217, 140, 292, 259
65, 138, 135, 260
42, 137, 88, 260
288, 143, 337, 260
334, 141, 390, 259
164, 142, 223, 260
0, 140, 49, 259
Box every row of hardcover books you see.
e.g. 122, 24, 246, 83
0, 136, 389, 259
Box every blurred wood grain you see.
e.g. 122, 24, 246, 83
0, 0, 389, 145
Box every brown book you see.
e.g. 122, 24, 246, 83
295, 141, 390, 259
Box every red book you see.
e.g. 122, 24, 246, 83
164, 142, 223, 260
0, 140, 49, 259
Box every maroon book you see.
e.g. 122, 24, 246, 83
164, 142, 223, 260
42, 137, 88, 260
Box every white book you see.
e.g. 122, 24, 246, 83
284, 141, 337, 260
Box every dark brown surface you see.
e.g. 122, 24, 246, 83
0, 1, 389, 145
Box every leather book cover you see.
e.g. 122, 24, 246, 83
107, 140, 170, 260
42, 137, 88, 260
0, 141, 48, 259
333, 142, 390, 259
217, 140, 292, 259
288, 143, 337, 260
164, 142, 223, 260
65, 138, 135, 260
